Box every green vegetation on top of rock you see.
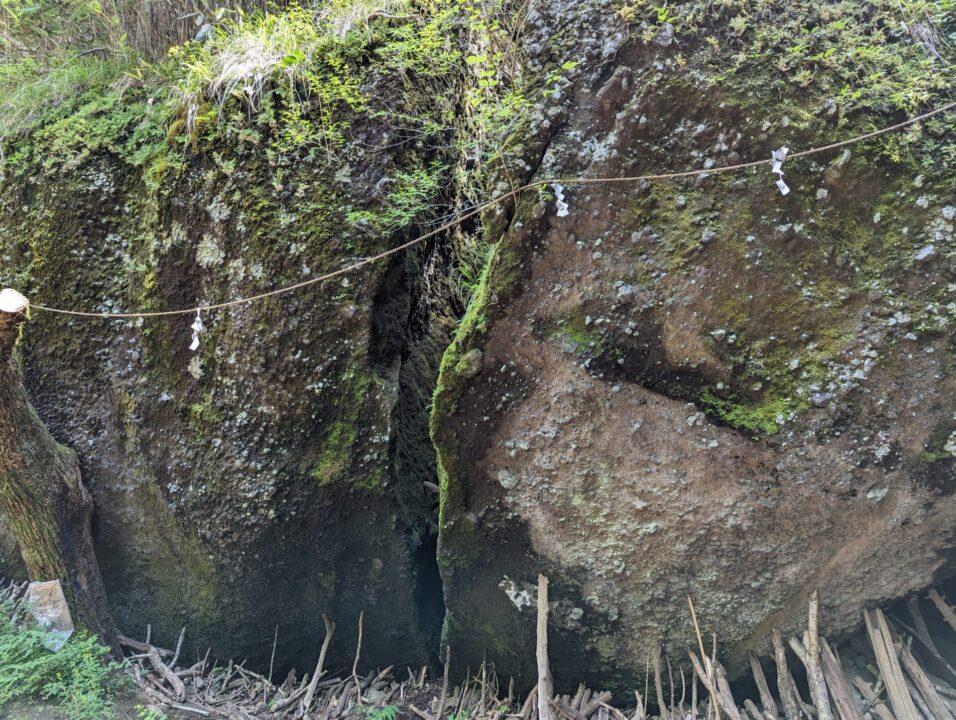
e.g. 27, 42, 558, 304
619, 0, 955, 113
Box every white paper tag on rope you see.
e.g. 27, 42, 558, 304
771, 146, 789, 195
190, 311, 205, 352
552, 183, 570, 218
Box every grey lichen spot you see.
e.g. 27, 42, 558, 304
207, 196, 231, 223
652, 22, 674, 47
161, 222, 188, 254
499, 576, 535, 610
458, 349, 484, 378
196, 234, 225, 269
187, 356, 204, 380
914, 245, 937, 263
497, 468, 520, 490
866, 488, 889, 502
944, 432, 956, 456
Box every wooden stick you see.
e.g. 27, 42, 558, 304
928, 590, 956, 633
906, 598, 939, 656
907, 677, 933, 720
119, 634, 173, 658
268, 624, 278, 686
653, 644, 668, 720
893, 614, 956, 684
667, 654, 676, 714
168, 700, 211, 716
303, 615, 335, 712
852, 676, 894, 720
748, 653, 778, 720
582, 691, 612, 717
818, 639, 864, 720
537, 575, 554, 720
519, 686, 536, 720
936, 682, 956, 701
864, 608, 919, 720
714, 662, 742, 720
691, 666, 698, 720
771, 629, 801, 720
481, 660, 488, 717
689, 653, 739, 720
687, 596, 721, 720
353, 610, 365, 707
553, 692, 612, 720
170, 627, 186, 671
899, 640, 955, 720
147, 645, 187, 701
679, 666, 686, 714
598, 702, 630, 720
798, 591, 834, 720
742, 699, 764, 720
436, 645, 451, 720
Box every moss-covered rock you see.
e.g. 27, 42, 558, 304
0, 7, 464, 672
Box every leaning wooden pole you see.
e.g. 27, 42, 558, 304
0, 289, 119, 653
537, 574, 554, 720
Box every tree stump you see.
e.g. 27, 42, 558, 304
0, 290, 118, 653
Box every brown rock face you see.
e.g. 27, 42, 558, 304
433, 0, 956, 693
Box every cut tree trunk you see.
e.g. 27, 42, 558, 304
0, 290, 119, 653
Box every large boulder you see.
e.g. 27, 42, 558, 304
432, 0, 956, 692
0, 22, 459, 670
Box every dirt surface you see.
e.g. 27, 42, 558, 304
0, 689, 174, 720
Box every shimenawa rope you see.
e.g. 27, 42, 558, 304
21, 99, 955, 320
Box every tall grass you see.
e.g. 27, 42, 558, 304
0, 53, 133, 141
320, 0, 408, 39
169, 1, 415, 132
110, 0, 269, 62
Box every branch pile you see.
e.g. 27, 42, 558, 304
7, 579, 956, 720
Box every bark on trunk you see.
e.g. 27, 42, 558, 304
0, 291, 119, 652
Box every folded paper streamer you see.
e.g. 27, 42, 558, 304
190, 310, 205, 352
26, 580, 74, 652
552, 182, 569, 217
772, 146, 790, 195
